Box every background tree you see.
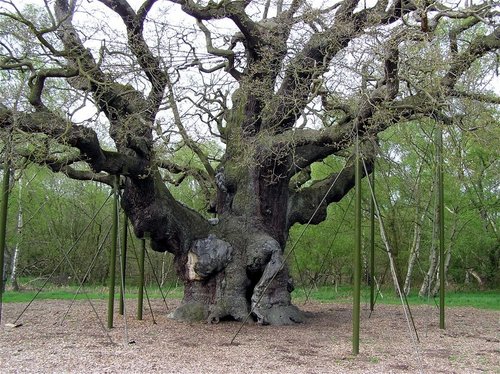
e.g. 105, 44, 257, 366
0, 0, 498, 324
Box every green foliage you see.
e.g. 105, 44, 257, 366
1, 163, 187, 290
289, 155, 358, 286
4, 165, 112, 284
157, 141, 222, 215
3, 113, 497, 297
289, 116, 499, 291
289, 204, 355, 285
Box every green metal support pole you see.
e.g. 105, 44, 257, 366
0, 161, 11, 324
137, 239, 146, 320
107, 176, 119, 329
437, 126, 445, 329
369, 164, 375, 312
119, 210, 128, 315
353, 140, 362, 355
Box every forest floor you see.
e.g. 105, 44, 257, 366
0, 298, 498, 373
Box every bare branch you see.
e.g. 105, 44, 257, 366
168, 0, 258, 43
165, 73, 216, 178
157, 158, 214, 202
0, 10, 64, 56
56, 166, 115, 186
442, 26, 500, 91
196, 19, 241, 80
27, 67, 78, 110
287, 147, 374, 228
0, 106, 147, 176
449, 89, 500, 104
54, 0, 108, 90
262, 0, 413, 133
98, 0, 167, 118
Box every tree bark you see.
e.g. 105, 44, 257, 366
403, 214, 423, 296
431, 209, 459, 296
419, 204, 440, 298
154, 151, 308, 324
403, 177, 433, 296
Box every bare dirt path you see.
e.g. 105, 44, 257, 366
0, 299, 498, 373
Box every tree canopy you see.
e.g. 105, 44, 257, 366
0, 0, 498, 324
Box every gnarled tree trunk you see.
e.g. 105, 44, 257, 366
122, 124, 365, 324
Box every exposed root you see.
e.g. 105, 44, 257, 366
253, 304, 304, 325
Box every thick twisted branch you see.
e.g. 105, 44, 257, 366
263, 0, 414, 133
98, 0, 168, 118
168, 0, 258, 43
0, 107, 147, 176
442, 26, 500, 91
287, 148, 374, 227
196, 19, 241, 80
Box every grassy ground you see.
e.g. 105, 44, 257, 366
2, 282, 499, 310
1, 283, 183, 303
292, 286, 500, 310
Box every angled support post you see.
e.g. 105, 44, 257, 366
107, 176, 119, 329
353, 138, 362, 355
369, 164, 375, 312
137, 239, 146, 320
119, 210, 128, 315
436, 126, 445, 329
0, 160, 11, 324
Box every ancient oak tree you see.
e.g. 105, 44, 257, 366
0, 0, 498, 324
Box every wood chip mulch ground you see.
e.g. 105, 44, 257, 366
0, 298, 498, 373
